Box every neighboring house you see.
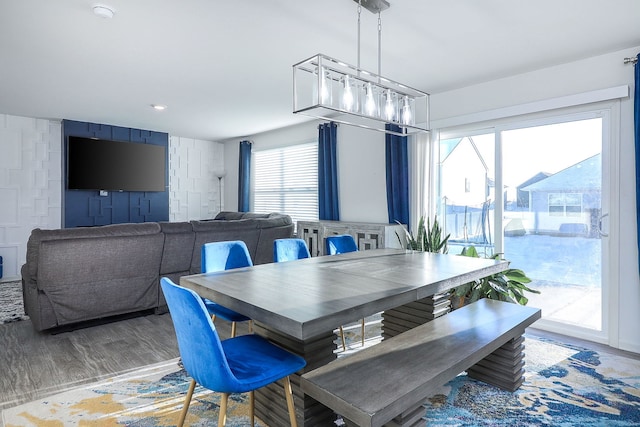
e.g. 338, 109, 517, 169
439, 137, 495, 244
515, 172, 551, 209
521, 154, 601, 237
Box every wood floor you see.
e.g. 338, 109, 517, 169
0, 310, 239, 412
1, 309, 638, 418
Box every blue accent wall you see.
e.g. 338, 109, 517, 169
63, 120, 169, 228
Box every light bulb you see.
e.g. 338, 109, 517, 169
364, 83, 377, 116
342, 75, 354, 112
401, 96, 413, 125
320, 68, 330, 105
384, 89, 396, 121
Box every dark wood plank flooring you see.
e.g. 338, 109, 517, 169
0, 311, 239, 412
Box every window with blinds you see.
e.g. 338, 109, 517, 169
253, 142, 319, 226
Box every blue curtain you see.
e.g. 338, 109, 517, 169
385, 124, 410, 226
318, 122, 340, 220
238, 140, 252, 212
635, 53, 640, 273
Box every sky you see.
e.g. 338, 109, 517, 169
441, 117, 602, 194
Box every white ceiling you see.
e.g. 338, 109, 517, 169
1, 0, 638, 141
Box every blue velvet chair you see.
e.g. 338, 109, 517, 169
201, 240, 253, 337
325, 234, 359, 255
273, 238, 311, 262
325, 234, 365, 350
160, 278, 306, 427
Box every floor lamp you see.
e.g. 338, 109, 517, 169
215, 171, 226, 213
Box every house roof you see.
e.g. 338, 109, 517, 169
521, 154, 601, 193
516, 172, 552, 191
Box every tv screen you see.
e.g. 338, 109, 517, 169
67, 136, 166, 192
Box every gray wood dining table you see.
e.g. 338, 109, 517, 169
180, 248, 509, 426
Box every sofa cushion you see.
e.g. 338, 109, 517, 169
159, 222, 195, 275
214, 211, 248, 220
255, 214, 292, 228
25, 223, 161, 284
37, 233, 164, 324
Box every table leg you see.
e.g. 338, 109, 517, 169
253, 322, 338, 426
381, 293, 451, 339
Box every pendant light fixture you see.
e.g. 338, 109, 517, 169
293, 0, 430, 136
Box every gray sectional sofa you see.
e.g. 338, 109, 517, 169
21, 212, 293, 332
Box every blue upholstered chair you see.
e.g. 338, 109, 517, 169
325, 234, 365, 350
325, 234, 359, 255
160, 278, 306, 427
273, 238, 311, 262
201, 240, 253, 337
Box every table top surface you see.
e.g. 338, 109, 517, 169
179, 248, 508, 340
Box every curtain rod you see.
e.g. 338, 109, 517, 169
624, 57, 638, 64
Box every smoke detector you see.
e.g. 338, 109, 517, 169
93, 5, 115, 19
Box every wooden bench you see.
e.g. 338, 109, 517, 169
301, 299, 541, 427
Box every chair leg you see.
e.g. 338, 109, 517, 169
283, 376, 298, 427
177, 379, 196, 427
361, 318, 365, 346
218, 392, 229, 427
249, 390, 255, 426
339, 325, 346, 351
231, 321, 237, 338
248, 319, 253, 333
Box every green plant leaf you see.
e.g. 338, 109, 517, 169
460, 245, 479, 258
452, 244, 539, 307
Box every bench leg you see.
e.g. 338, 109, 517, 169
467, 335, 526, 392
381, 293, 451, 340
342, 402, 426, 427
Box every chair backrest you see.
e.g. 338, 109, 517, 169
201, 240, 253, 273
160, 277, 241, 392
325, 234, 358, 255
274, 238, 311, 262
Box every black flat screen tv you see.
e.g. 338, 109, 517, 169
67, 136, 166, 192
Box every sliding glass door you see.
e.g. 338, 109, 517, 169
437, 110, 609, 338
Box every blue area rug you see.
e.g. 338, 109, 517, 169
2, 335, 639, 426
424, 337, 640, 426
2, 358, 261, 426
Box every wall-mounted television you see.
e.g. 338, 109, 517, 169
67, 136, 166, 192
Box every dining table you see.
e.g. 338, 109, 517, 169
180, 248, 509, 426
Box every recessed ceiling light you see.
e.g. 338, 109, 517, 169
93, 5, 115, 19
151, 104, 167, 111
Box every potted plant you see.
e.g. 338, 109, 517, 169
451, 245, 539, 308
398, 216, 539, 309
399, 215, 450, 254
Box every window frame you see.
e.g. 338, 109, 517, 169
251, 140, 319, 227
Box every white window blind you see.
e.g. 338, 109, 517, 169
253, 142, 319, 226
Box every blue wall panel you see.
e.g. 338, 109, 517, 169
63, 120, 169, 228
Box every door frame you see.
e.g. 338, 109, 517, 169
434, 100, 621, 346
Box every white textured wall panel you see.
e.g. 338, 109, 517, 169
0, 132, 20, 169
0, 114, 61, 282
0, 189, 18, 224
169, 136, 224, 222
